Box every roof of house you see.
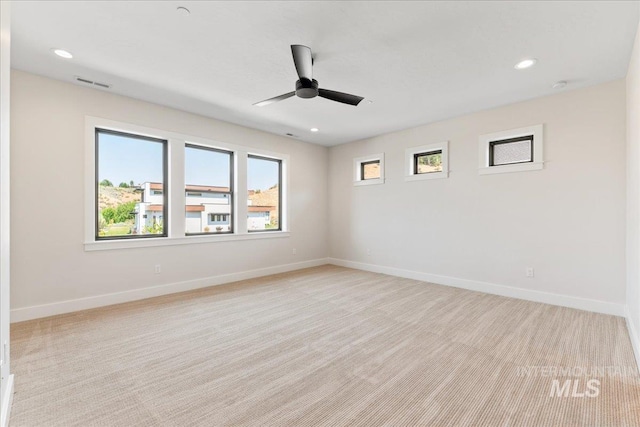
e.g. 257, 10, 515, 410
148, 182, 230, 192
146, 205, 205, 212
248, 206, 274, 212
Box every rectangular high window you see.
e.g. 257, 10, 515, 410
95, 129, 167, 240
478, 125, 543, 175
489, 136, 533, 166
184, 144, 233, 235
247, 155, 281, 232
405, 142, 448, 181
414, 150, 443, 174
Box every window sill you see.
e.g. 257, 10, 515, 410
354, 178, 385, 186
405, 171, 448, 181
478, 162, 543, 175
84, 231, 290, 251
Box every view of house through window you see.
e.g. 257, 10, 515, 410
361, 160, 381, 180
96, 129, 167, 239
414, 150, 443, 174
247, 155, 281, 231
185, 145, 233, 234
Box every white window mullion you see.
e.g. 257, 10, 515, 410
169, 138, 186, 237
236, 150, 248, 234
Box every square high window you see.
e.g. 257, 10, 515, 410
354, 154, 385, 186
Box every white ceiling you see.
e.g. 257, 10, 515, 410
10, 1, 640, 146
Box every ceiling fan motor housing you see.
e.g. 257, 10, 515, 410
296, 78, 319, 99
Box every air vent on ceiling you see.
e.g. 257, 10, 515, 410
74, 76, 112, 89
285, 133, 299, 138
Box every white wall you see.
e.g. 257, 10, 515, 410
0, 1, 12, 425
329, 79, 627, 314
10, 70, 328, 320
627, 16, 640, 361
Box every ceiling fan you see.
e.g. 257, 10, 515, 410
253, 45, 364, 107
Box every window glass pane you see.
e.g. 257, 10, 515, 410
185, 145, 232, 234
491, 138, 532, 166
96, 130, 165, 238
362, 161, 380, 180
415, 150, 443, 174
248, 156, 280, 231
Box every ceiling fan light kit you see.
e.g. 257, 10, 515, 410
254, 44, 364, 107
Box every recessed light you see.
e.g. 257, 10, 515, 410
552, 80, 567, 89
53, 49, 73, 59
177, 6, 190, 15
514, 58, 537, 70
310, 128, 319, 132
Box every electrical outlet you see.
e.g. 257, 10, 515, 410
292, 248, 297, 255
155, 264, 161, 274
526, 267, 534, 278
366, 248, 371, 256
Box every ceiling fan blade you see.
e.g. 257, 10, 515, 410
291, 45, 313, 81
253, 91, 296, 107
318, 89, 364, 106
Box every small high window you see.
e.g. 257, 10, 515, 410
361, 160, 381, 180
489, 136, 533, 166
414, 150, 443, 174
405, 142, 448, 181
479, 125, 543, 175
354, 153, 385, 186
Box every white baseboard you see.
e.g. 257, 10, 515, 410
328, 258, 625, 317
1, 374, 14, 427
625, 306, 640, 370
11, 258, 329, 323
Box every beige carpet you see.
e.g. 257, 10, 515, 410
9, 265, 640, 426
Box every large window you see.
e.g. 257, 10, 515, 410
95, 129, 167, 240
87, 118, 289, 250
184, 145, 233, 235
247, 155, 281, 231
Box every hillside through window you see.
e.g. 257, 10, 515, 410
361, 160, 381, 180
414, 150, 443, 174
95, 129, 167, 239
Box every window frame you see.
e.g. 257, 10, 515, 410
247, 154, 282, 233
94, 128, 168, 241
85, 116, 290, 251
405, 142, 449, 181
353, 153, 385, 186
184, 143, 234, 236
479, 124, 543, 175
